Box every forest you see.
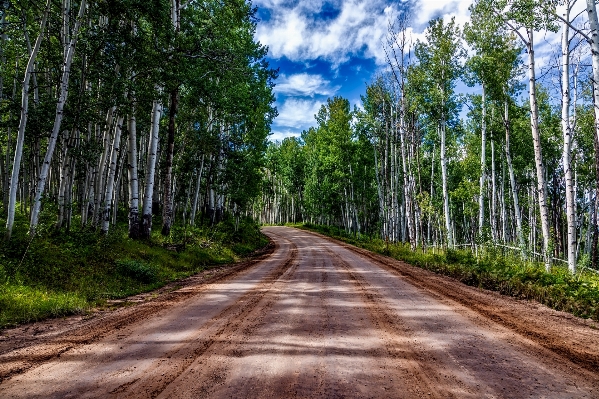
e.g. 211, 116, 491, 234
0, 0, 275, 326
259, 0, 599, 275
2, 0, 599, 327
0, 0, 276, 240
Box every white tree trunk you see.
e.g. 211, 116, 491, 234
140, 100, 162, 238
478, 84, 487, 238
5, 0, 50, 238
526, 29, 551, 270
101, 116, 124, 233
29, 0, 86, 235
561, 5, 577, 272
440, 114, 454, 248
127, 102, 140, 238
504, 99, 526, 257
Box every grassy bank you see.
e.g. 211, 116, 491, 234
0, 216, 268, 329
296, 223, 599, 321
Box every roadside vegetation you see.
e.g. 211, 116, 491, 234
298, 223, 599, 322
0, 214, 268, 329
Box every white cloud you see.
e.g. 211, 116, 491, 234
256, 0, 399, 66
275, 98, 323, 130
276, 73, 340, 97
269, 130, 301, 142
412, 1, 472, 31
255, 1, 481, 67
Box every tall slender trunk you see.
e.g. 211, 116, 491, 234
161, 87, 179, 236
491, 137, 497, 240
140, 100, 162, 239
30, 0, 87, 235
127, 101, 140, 238
561, 6, 577, 272
92, 109, 115, 225
478, 84, 487, 238
5, 0, 50, 239
504, 98, 526, 257
526, 29, 551, 270
101, 116, 124, 234
440, 112, 453, 248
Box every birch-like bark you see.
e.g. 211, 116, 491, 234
478, 84, 487, 238
526, 29, 551, 270
56, 130, 73, 229
190, 154, 205, 226
93, 107, 116, 225
112, 137, 127, 226
440, 110, 454, 248
504, 98, 526, 257
561, 5, 577, 272
127, 101, 140, 238
161, 87, 179, 236
5, 0, 50, 239
140, 100, 162, 238
161, 0, 181, 236
29, 0, 86, 235
101, 116, 124, 234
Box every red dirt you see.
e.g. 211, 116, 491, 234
1, 226, 598, 398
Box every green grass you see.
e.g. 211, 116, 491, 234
0, 214, 269, 329
296, 222, 599, 321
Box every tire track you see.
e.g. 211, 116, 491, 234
0, 242, 276, 383
306, 228, 599, 375
323, 246, 453, 399
118, 238, 299, 398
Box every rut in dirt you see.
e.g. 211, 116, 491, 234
0, 226, 598, 398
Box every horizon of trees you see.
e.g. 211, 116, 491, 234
257, 0, 599, 274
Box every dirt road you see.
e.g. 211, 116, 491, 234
1, 226, 599, 398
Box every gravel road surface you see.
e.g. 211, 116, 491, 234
1, 226, 598, 398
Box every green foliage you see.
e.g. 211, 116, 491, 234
115, 259, 158, 284
0, 217, 268, 329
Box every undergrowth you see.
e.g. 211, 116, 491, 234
296, 222, 599, 322
0, 213, 268, 329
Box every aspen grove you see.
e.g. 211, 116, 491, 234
1, 0, 277, 239
258, 1, 599, 274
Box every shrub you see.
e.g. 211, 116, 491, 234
115, 259, 158, 283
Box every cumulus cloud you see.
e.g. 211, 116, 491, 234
276, 73, 340, 97
256, 0, 397, 65
255, 0, 480, 67
275, 98, 323, 130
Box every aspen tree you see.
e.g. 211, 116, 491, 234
127, 100, 140, 238
5, 0, 50, 239
30, 0, 87, 236
413, 18, 464, 248
100, 116, 124, 233
560, 1, 577, 272
475, 0, 558, 269
140, 100, 162, 239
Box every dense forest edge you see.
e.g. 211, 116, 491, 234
295, 223, 599, 322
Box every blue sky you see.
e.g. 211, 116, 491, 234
253, 0, 569, 141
